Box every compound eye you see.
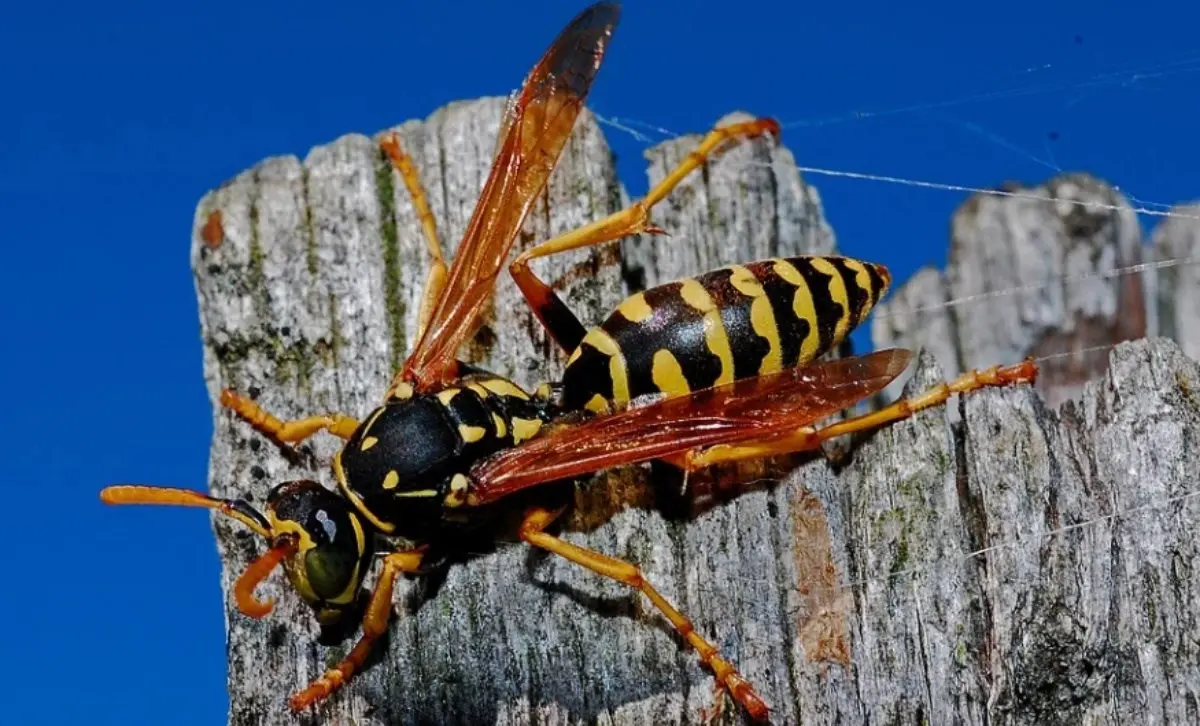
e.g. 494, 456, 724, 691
304, 544, 359, 600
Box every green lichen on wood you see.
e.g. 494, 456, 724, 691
247, 200, 269, 320
210, 330, 333, 394
328, 292, 344, 370
302, 167, 318, 277
376, 146, 406, 369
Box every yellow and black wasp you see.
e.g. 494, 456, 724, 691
101, 2, 1037, 720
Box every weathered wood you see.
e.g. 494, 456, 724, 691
193, 99, 1199, 725
1151, 201, 1200, 361
871, 173, 1149, 410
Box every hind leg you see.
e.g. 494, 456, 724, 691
219, 390, 359, 448
681, 360, 1037, 470
518, 506, 770, 721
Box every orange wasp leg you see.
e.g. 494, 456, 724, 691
219, 390, 359, 447
380, 131, 448, 340
289, 548, 426, 712
518, 506, 771, 721
684, 359, 1039, 470
509, 117, 781, 353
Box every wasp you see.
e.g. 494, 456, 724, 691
101, 2, 1038, 720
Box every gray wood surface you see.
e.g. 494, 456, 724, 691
192, 98, 1199, 725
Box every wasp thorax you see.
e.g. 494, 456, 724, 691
265, 480, 372, 624
337, 397, 479, 537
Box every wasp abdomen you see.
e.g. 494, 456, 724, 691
560, 255, 890, 413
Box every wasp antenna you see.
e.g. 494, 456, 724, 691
100, 485, 272, 539
235, 538, 297, 619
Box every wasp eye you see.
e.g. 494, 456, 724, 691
304, 537, 359, 600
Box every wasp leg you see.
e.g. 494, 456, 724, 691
684, 359, 1037, 470
509, 118, 781, 353
380, 131, 447, 340
220, 390, 359, 447
289, 548, 426, 711
519, 506, 770, 721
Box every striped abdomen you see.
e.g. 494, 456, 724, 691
560, 256, 891, 413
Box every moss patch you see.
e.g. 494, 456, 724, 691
376, 147, 406, 370
302, 167, 318, 276
247, 201, 268, 320
211, 330, 334, 394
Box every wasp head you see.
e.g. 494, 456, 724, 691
100, 479, 374, 626
260, 480, 373, 625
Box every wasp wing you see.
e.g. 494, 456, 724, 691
398, 3, 619, 390
468, 349, 913, 505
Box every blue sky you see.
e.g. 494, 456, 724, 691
4, 0, 1199, 723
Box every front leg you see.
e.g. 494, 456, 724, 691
220, 389, 359, 448
289, 549, 426, 711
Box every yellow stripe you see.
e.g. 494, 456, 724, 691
731, 264, 781, 374
678, 279, 715, 313
459, 425, 486, 443
651, 349, 690, 397
843, 258, 872, 298
584, 394, 609, 414
774, 259, 820, 364
387, 381, 414, 400
393, 489, 438, 498
492, 413, 507, 438
750, 296, 782, 375
702, 310, 735, 386
617, 292, 654, 323
331, 513, 367, 604
382, 470, 400, 490
609, 354, 631, 404
582, 327, 621, 356
511, 417, 543, 443
436, 388, 460, 405
773, 258, 805, 286
835, 253, 873, 324
444, 473, 471, 508
580, 328, 630, 404
839, 257, 874, 325
810, 257, 851, 344
480, 378, 530, 400
361, 436, 379, 451
728, 265, 765, 297
333, 451, 393, 533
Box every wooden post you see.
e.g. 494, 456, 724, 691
192, 99, 1200, 725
